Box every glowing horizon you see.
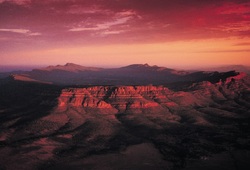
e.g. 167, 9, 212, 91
0, 0, 250, 68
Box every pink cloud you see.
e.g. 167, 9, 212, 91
1, 0, 250, 46
217, 2, 250, 15
69, 16, 131, 32
0, 28, 41, 36
0, 0, 30, 5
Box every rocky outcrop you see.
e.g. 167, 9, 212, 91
57, 85, 175, 112
56, 74, 250, 113
58, 88, 112, 108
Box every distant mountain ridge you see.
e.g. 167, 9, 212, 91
7, 63, 242, 86
36, 63, 103, 72
202, 65, 250, 74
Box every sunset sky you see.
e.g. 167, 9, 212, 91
0, 0, 250, 69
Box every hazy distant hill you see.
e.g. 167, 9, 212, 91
0, 70, 26, 79
202, 65, 250, 74
7, 63, 240, 86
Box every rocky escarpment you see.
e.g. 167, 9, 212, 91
58, 86, 174, 111
56, 72, 250, 112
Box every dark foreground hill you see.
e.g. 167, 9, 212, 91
0, 65, 250, 170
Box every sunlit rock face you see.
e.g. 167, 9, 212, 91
58, 88, 113, 108
57, 72, 250, 113
57, 85, 172, 112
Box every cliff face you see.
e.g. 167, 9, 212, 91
58, 85, 172, 112
58, 87, 112, 108
56, 73, 250, 113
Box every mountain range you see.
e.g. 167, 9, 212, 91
4, 63, 243, 86
0, 63, 250, 170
